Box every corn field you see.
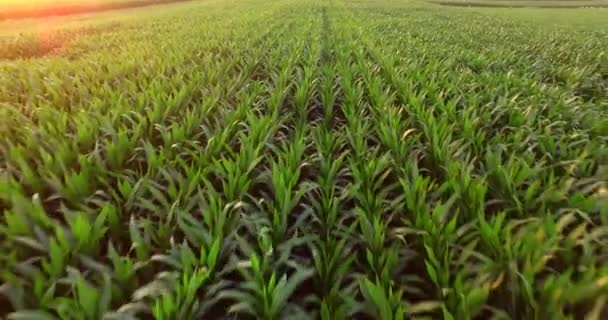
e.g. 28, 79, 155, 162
1, 0, 607, 319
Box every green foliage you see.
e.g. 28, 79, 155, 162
1, 0, 607, 319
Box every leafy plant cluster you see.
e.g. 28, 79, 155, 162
1, 0, 607, 319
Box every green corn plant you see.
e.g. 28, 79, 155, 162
18, 269, 113, 320
1, 190, 54, 234
152, 268, 210, 320
359, 277, 406, 320
4, 143, 44, 193
131, 179, 177, 251
128, 216, 151, 262
43, 155, 97, 206
254, 128, 310, 245
210, 156, 255, 204
419, 196, 461, 299
311, 235, 357, 316
445, 160, 488, 221
262, 157, 308, 245
441, 272, 491, 320
221, 252, 313, 319
151, 238, 221, 277
293, 63, 317, 125
66, 210, 108, 256
1, 224, 70, 312
177, 191, 239, 247
349, 152, 394, 217
309, 149, 348, 236
320, 64, 338, 128
133, 237, 225, 317
375, 106, 418, 165
138, 141, 168, 176
104, 128, 139, 171
356, 208, 399, 286
484, 148, 547, 216
107, 242, 141, 303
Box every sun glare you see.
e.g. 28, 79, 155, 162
1, 0, 110, 19
1, 0, 101, 10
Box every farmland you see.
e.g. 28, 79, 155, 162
432, 0, 608, 8
1, 0, 608, 318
